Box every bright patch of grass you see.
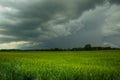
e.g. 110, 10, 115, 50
0, 51, 120, 80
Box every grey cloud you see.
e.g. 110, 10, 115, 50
109, 0, 120, 4
36, 2, 120, 49
42, 4, 108, 48
0, 0, 120, 49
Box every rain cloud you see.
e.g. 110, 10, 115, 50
0, 0, 120, 49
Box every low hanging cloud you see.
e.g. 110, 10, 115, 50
0, 0, 120, 49
0, 41, 30, 49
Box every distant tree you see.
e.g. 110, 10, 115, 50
84, 44, 92, 50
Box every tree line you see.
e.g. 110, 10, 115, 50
0, 44, 120, 52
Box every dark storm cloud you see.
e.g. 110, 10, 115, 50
109, 0, 120, 4
0, 0, 120, 49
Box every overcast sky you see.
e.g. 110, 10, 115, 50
0, 0, 120, 49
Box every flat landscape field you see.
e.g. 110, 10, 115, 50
0, 51, 120, 80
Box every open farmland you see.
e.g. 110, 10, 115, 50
0, 51, 120, 80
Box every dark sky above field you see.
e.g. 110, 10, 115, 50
0, 0, 120, 49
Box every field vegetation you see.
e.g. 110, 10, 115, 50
0, 51, 120, 80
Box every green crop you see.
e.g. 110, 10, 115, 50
0, 51, 120, 80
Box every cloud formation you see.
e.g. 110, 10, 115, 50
0, 0, 120, 49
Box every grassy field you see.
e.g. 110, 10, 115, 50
0, 51, 120, 80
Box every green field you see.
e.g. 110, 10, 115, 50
0, 51, 120, 80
